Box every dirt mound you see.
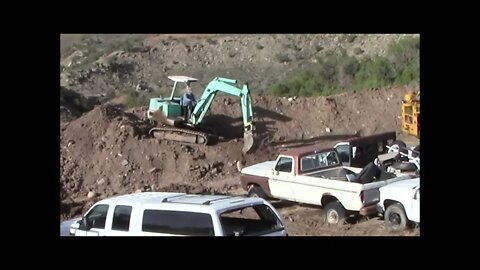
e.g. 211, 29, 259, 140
60, 86, 419, 236
60, 87, 100, 122
60, 86, 413, 199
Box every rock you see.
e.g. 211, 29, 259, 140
287, 97, 293, 101
97, 178, 105, 185
325, 127, 332, 133
135, 189, 143, 193
67, 140, 75, 147
87, 191, 96, 199
148, 167, 158, 174
121, 159, 129, 166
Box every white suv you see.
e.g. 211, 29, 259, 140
64, 192, 288, 236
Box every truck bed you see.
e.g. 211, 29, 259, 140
304, 167, 355, 181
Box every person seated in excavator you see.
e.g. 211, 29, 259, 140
182, 83, 197, 122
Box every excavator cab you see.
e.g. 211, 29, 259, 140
401, 91, 420, 138
146, 76, 198, 126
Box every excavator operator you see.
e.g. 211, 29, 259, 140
182, 83, 197, 120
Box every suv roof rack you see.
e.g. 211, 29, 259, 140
162, 194, 188, 202
202, 197, 232, 205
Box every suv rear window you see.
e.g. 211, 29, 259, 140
220, 204, 284, 236
142, 210, 214, 236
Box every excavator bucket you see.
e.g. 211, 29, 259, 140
242, 132, 255, 153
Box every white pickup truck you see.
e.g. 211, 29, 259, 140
240, 145, 413, 225
376, 177, 420, 231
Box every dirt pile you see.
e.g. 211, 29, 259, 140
60, 87, 101, 122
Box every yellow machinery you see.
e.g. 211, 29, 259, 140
401, 91, 420, 138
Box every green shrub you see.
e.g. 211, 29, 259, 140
206, 38, 217, 45
275, 53, 291, 63
124, 91, 148, 108
354, 47, 364, 55
388, 36, 420, 73
346, 35, 357, 43
267, 36, 419, 97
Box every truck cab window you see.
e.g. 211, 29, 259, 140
335, 144, 350, 164
326, 151, 339, 166
85, 204, 109, 229
275, 157, 293, 173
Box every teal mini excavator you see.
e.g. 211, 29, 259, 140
146, 76, 255, 153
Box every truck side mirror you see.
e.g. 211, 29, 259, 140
79, 216, 92, 231
413, 189, 420, 200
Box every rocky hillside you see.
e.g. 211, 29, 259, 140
60, 34, 418, 100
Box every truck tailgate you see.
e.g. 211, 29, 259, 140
361, 175, 413, 205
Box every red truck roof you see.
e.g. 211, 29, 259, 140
281, 146, 337, 158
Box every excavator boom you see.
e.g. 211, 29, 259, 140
190, 77, 255, 153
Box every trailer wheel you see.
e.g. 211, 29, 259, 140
389, 140, 408, 160
388, 140, 406, 152
323, 201, 347, 225
412, 145, 420, 158
248, 185, 267, 199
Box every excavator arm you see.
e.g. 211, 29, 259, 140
190, 77, 254, 153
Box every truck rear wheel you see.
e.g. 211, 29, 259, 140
384, 203, 408, 231
248, 186, 267, 199
323, 201, 346, 225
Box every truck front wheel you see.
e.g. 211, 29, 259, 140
247, 185, 267, 199
323, 201, 346, 225
384, 203, 408, 231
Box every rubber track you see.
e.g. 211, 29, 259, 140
149, 126, 210, 145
